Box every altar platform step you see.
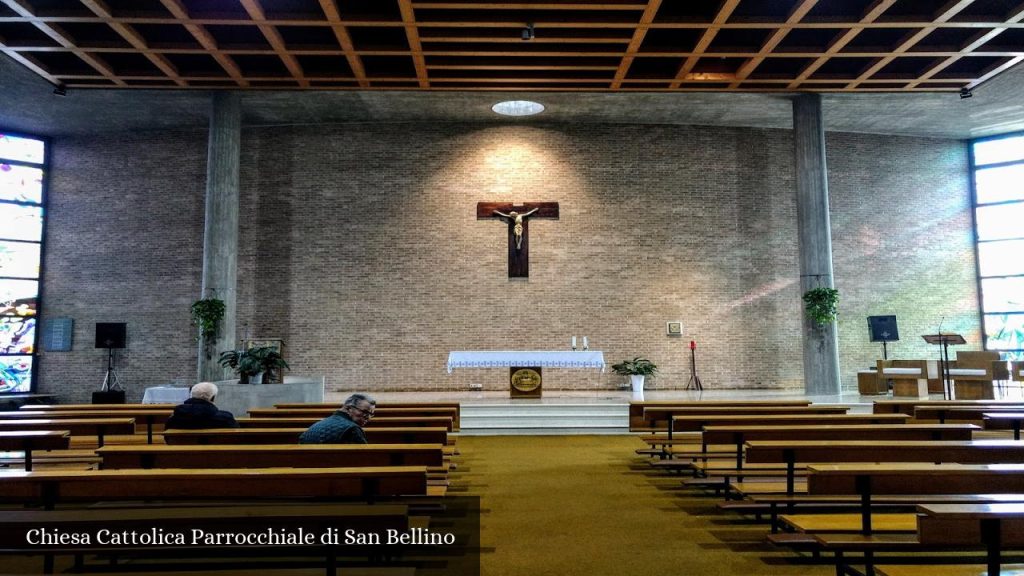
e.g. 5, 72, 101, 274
460, 403, 628, 435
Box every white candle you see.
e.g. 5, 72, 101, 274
571, 336, 577, 349
583, 336, 588, 349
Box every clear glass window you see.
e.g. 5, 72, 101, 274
978, 239, 1024, 277
981, 277, 1024, 312
974, 135, 1024, 166
976, 203, 1024, 241
976, 164, 1024, 204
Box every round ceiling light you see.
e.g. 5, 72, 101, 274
491, 100, 545, 117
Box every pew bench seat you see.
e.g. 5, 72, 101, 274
780, 512, 918, 533
877, 565, 1024, 576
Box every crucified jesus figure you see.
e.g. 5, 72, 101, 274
493, 208, 539, 250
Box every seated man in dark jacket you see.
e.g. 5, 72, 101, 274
299, 393, 375, 444
164, 382, 239, 429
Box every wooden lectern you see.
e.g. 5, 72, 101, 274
922, 333, 966, 400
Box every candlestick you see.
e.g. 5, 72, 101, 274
571, 336, 577, 350
583, 336, 588, 350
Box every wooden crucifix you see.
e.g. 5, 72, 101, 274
477, 202, 559, 278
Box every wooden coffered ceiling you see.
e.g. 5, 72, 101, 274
2, 0, 1024, 93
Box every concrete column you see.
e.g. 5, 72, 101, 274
793, 94, 841, 396
197, 92, 241, 381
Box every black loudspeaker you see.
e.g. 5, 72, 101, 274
95, 322, 127, 349
92, 390, 126, 404
867, 315, 900, 342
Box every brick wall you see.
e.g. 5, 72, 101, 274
37, 123, 977, 401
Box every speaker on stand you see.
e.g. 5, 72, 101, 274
93, 323, 126, 404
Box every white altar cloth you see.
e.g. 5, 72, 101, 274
141, 386, 190, 404
447, 351, 605, 373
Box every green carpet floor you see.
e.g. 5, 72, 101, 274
458, 435, 831, 576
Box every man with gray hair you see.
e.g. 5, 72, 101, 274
299, 393, 375, 444
164, 382, 239, 429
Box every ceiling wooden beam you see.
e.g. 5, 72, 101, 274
728, 0, 820, 89
318, 0, 368, 88
847, 0, 979, 89
1, 0, 125, 86
670, 0, 741, 89
398, 0, 429, 88
786, 0, 899, 90
609, 0, 660, 89
157, 0, 247, 87
77, 0, 186, 87
238, 0, 309, 88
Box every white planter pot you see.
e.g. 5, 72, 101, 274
249, 372, 264, 385
630, 374, 645, 393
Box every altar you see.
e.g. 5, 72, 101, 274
447, 351, 606, 397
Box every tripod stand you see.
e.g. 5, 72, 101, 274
100, 347, 123, 392
685, 340, 703, 391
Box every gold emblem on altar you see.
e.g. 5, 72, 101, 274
510, 368, 542, 392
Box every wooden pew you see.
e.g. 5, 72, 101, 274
0, 467, 430, 509
0, 418, 136, 447
694, 424, 979, 473
162, 427, 449, 446
274, 402, 461, 429
97, 444, 445, 470
639, 405, 849, 432
910, 503, 1024, 576
745, 440, 1024, 496
237, 416, 454, 432
807, 463, 1024, 534
0, 431, 70, 471
668, 413, 911, 439
4, 409, 172, 443
22, 404, 176, 411
628, 399, 810, 431
986, 413, 1024, 441
914, 405, 1024, 424
875, 399, 1024, 415
249, 407, 460, 430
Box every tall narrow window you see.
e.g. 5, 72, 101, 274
0, 132, 46, 393
971, 133, 1024, 360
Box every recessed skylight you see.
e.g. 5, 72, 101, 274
491, 100, 545, 117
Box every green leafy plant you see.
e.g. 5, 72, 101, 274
803, 287, 840, 326
610, 357, 658, 376
191, 298, 225, 341
218, 346, 289, 383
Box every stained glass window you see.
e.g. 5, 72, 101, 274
0, 131, 45, 394
0, 355, 32, 393
0, 164, 43, 203
0, 204, 43, 242
973, 131, 1024, 359
0, 134, 44, 165
0, 242, 40, 278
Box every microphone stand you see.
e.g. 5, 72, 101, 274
685, 341, 703, 391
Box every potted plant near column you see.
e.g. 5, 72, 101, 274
218, 346, 289, 384
611, 357, 658, 393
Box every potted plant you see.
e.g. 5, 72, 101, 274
803, 287, 840, 326
611, 357, 658, 393
249, 346, 290, 384
218, 346, 289, 384
191, 297, 225, 359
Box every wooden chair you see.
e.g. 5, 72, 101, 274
950, 351, 1002, 400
